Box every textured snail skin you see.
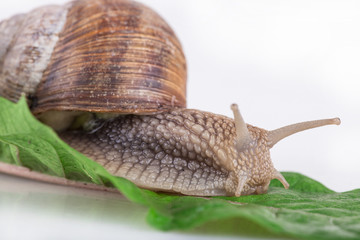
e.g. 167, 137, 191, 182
61, 108, 278, 196
61, 106, 340, 196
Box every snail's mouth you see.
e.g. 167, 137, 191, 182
240, 172, 288, 195
255, 184, 270, 195
237, 182, 271, 196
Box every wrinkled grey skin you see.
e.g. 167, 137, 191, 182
61, 108, 282, 196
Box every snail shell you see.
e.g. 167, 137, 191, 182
0, 0, 186, 124
0, 0, 340, 196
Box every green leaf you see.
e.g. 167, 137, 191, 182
0, 96, 359, 240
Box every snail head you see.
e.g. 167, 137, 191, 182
229, 103, 340, 196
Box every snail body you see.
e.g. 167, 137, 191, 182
61, 106, 339, 196
0, 0, 340, 196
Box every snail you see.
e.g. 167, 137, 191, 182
0, 0, 340, 196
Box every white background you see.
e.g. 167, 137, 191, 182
1, 0, 360, 239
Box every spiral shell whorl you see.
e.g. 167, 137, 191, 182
0, 0, 187, 114
0, 5, 68, 102
35, 0, 187, 114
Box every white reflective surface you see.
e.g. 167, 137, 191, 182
0, 173, 273, 240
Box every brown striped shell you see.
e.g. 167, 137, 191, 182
0, 0, 186, 116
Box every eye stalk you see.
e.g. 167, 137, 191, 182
231, 103, 341, 150
267, 117, 341, 148
230, 103, 340, 195
230, 103, 252, 151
